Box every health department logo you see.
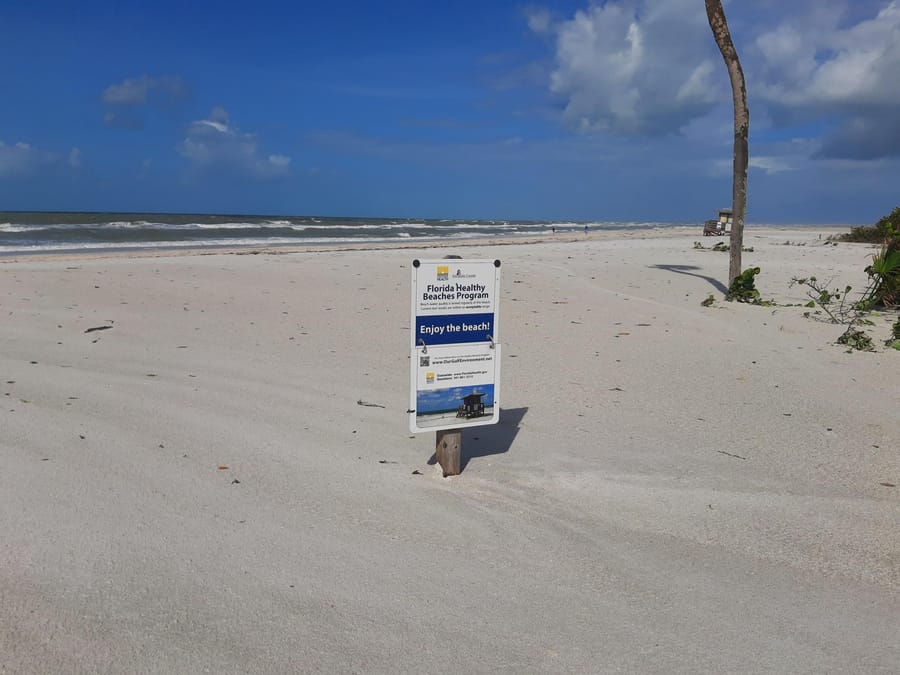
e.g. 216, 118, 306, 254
426, 372, 435, 384
453, 268, 475, 279
436, 265, 449, 281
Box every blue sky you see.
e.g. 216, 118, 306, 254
2, 0, 898, 223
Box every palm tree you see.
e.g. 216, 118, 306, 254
705, 0, 749, 286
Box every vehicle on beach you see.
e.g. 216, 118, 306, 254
457, 392, 486, 419
703, 208, 733, 236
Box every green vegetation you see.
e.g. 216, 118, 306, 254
859, 224, 900, 309
699, 207, 900, 352
790, 273, 900, 352
790, 277, 857, 325
838, 207, 899, 309
692, 241, 754, 253
726, 267, 762, 303
837, 329, 875, 352
790, 276, 874, 351
889, 318, 900, 350
839, 206, 900, 244
794, 207, 900, 350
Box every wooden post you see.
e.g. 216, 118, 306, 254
435, 429, 462, 477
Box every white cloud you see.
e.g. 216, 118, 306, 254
713, 152, 804, 178
178, 108, 291, 178
102, 75, 189, 130
749, 156, 796, 174
526, 8, 553, 34
536, 0, 720, 135
102, 75, 188, 105
753, 1, 900, 158
194, 120, 230, 134
756, 2, 900, 107
530, 0, 900, 160
0, 140, 56, 176
69, 147, 82, 168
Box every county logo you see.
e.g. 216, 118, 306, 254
436, 265, 449, 281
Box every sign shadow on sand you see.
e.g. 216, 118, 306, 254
650, 264, 729, 294
427, 406, 527, 472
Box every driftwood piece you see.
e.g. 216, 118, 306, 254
357, 399, 386, 408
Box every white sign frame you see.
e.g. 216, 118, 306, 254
409, 259, 501, 433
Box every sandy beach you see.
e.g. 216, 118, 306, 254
2, 227, 898, 672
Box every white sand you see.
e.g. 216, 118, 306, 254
2, 228, 898, 672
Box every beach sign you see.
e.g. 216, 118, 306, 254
409, 259, 501, 434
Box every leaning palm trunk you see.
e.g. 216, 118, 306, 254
705, 0, 749, 285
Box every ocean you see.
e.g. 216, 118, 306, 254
0, 211, 698, 255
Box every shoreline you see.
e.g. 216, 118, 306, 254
0, 224, 855, 263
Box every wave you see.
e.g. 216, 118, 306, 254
0, 233, 483, 253
0, 214, 705, 256
0, 226, 539, 253
2, 219, 552, 234
0, 223, 29, 233
195, 222, 308, 231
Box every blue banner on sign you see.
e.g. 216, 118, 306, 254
416, 313, 494, 345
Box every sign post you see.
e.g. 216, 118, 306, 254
409, 259, 502, 475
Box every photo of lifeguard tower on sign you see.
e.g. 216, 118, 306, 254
415, 385, 495, 429
456, 391, 486, 419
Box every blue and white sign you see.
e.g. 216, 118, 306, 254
415, 313, 495, 345
409, 259, 501, 433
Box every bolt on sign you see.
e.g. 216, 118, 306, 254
409, 259, 502, 433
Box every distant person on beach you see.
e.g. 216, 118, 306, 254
584, 224, 588, 235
